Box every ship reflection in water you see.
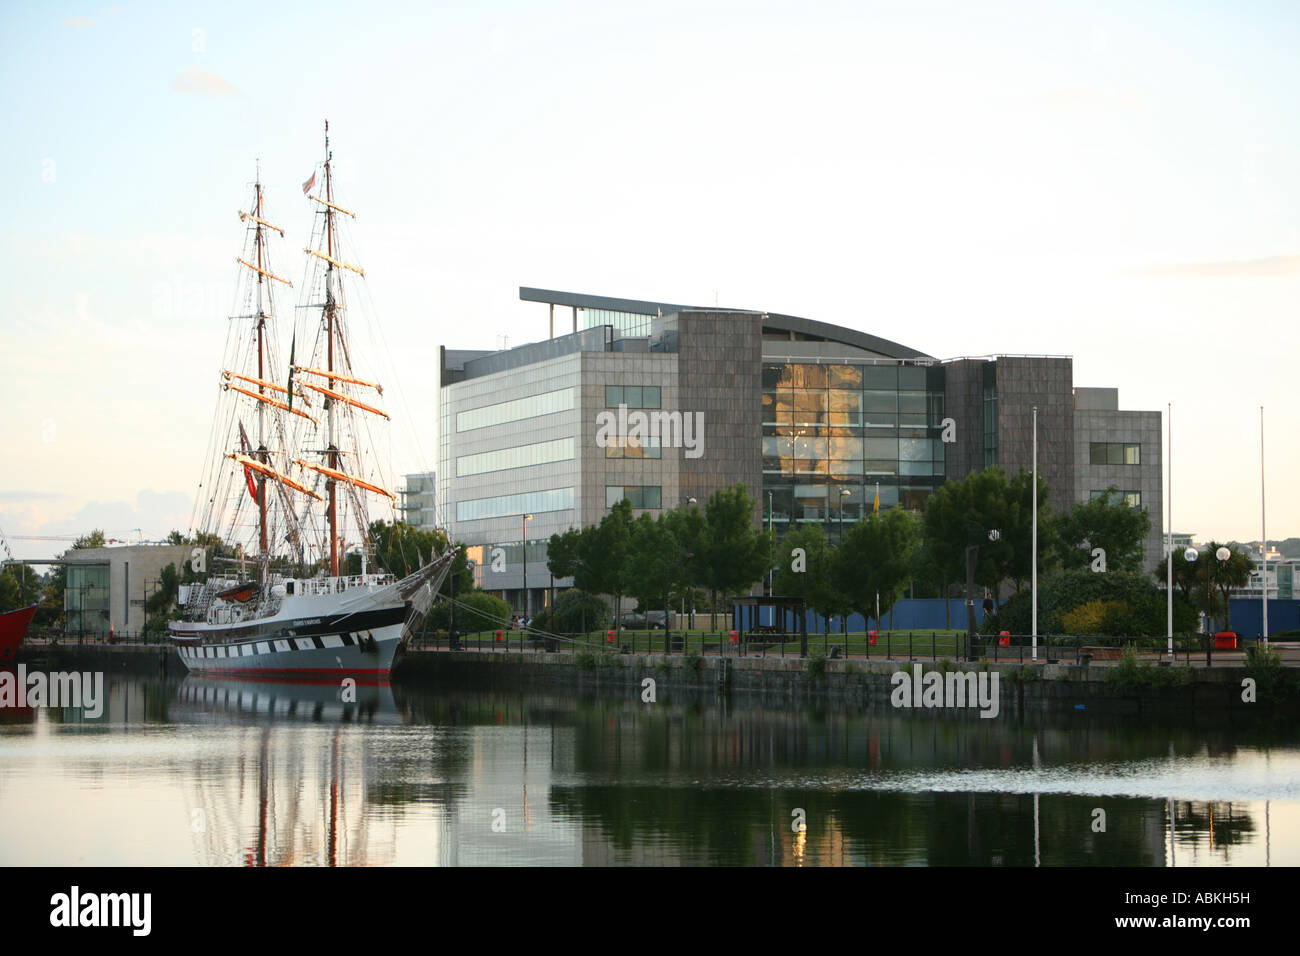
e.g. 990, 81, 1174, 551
0, 675, 1297, 866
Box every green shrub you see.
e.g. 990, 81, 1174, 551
1245, 643, 1298, 700
532, 588, 610, 635
806, 649, 827, 679
985, 571, 1196, 637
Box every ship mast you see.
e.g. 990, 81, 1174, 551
323, 120, 340, 577
254, 168, 269, 571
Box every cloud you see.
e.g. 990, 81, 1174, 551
171, 66, 239, 96
0, 491, 67, 501
1126, 256, 1300, 278
0, 490, 194, 559
63, 17, 96, 29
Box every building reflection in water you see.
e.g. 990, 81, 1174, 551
0, 677, 1290, 867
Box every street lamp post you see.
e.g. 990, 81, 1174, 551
838, 488, 850, 543
521, 513, 533, 623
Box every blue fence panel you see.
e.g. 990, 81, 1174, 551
1227, 598, 1300, 638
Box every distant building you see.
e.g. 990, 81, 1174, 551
1237, 547, 1296, 600
439, 287, 1166, 615
63, 544, 191, 636
1164, 532, 1195, 555
399, 472, 438, 531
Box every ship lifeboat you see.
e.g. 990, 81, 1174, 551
216, 582, 258, 603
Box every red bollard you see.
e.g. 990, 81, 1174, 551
606, 630, 615, 644
496, 630, 503, 642
729, 630, 738, 644
998, 630, 1010, 647
868, 629, 878, 645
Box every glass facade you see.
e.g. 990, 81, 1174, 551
456, 438, 575, 477
456, 388, 575, 432
605, 485, 662, 509
761, 362, 945, 540
65, 563, 110, 635
456, 487, 574, 522
463, 538, 550, 570
605, 385, 661, 408
585, 308, 655, 338
1089, 442, 1141, 465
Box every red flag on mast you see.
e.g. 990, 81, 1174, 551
302, 170, 316, 195
237, 422, 258, 503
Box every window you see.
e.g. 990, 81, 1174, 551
605, 435, 661, 459
456, 487, 574, 522
605, 385, 662, 409
1089, 442, 1141, 465
606, 486, 662, 509
1090, 489, 1142, 508
457, 438, 575, 477
457, 388, 574, 432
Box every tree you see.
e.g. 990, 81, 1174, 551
922, 467, 1056, 601
772, 524, 849, 634
832, 508, 919, 625
699, 484, 772, 630
0, 564, 42, 613
1154, 543, 1254, 630
582, 499, 635, 627
625, 514, 688, 642
1055, 487, 1150, 573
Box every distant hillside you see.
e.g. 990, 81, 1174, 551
1231, 537, 1300, 559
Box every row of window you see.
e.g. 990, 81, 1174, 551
1090, 489, 1142, 508
605, 385, 661, 409
763, 364, 936, 391
456, 387, 575, 432
456, 437, 575, 477
605, 485, 662, 509
762, 435, 944, 460
764, 459, 946, 477
456, 487, 575, 522
1089, 442, 1141, 465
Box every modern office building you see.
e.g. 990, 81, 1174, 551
63, 543, 192, 636
439, 288, 1164, 614
399, 471, 439, 531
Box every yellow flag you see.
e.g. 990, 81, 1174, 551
873, 486, 880, 515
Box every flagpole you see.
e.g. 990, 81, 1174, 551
1261, 406, 1268, 647
1167, 403, 1173, 658
1032, 405, 1038, 662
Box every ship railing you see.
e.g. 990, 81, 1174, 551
290, 573, 397, 596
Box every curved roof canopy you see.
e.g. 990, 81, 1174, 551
519, 287, 931, 360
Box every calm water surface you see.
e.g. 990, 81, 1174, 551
0, 674, 1296, 866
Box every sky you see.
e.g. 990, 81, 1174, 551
1, 0, 1297, 560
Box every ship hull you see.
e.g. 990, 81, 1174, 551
174, 616, 405, 680
170, 593, 411, 680
0, 604, 38, 663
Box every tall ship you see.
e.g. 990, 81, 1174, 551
170, 123, 452, 678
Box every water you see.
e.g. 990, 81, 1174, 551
0, 674, 1296, 866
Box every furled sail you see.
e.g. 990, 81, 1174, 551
294, 379, 389, 419
224, 383, 319, 424
228, 453, 324, 500
293, 459, 396, 500
292, 365, 383, 395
